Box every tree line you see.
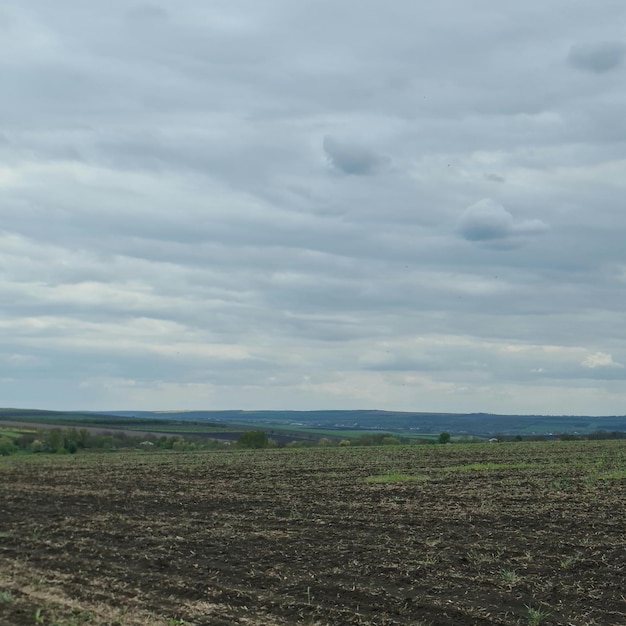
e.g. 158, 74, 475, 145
0, 427, 227, 456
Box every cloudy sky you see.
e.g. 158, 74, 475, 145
1, 1, 625, 414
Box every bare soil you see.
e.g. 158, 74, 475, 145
1, 441, 625, 625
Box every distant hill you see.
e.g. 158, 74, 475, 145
2, 407, 625, 437
91, 409, 626, 436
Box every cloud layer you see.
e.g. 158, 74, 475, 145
1, 1, 626, 414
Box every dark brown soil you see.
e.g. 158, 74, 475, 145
1, 441, 625, 625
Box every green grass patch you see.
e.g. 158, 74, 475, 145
0, 590, 13, 603
124, 423, 233, 433
596, 469, 626, 480
365, 471, 429, 483
0, 426, 37, 438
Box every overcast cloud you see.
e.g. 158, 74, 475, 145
1, 1, 626, 415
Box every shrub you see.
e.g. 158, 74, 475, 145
0, 436, 17, 456
355, 433, 401, 446
286, 440, 314, 448
381, 436, 401, 446
438, 432, 451, 444
30, 439, 45, 453
45, 429, 64, 453
237, 430, 269, 449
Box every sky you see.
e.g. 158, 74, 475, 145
1, 1, 626, 415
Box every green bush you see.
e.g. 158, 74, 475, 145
381, 436, 401, 446
438, 432, 451, 444
30, 440, 45, 453
45, 429, 64, 452
317, 438, 336, 447
0, 436, 18, 456
355, 433, 406, 446
237, 430, 269, 449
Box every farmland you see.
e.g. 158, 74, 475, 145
4, 407, 626, 441
1, 441, 625, 625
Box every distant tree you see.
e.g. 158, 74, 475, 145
356, 433, 390, 446
381, 436, 401, 446
318, 438, 334, 447
99, 435, 116, 450
63, 429, 79, 453
46, 429, 64, 453
438, 432, 451, 444
15, 432, 36, 449
0, 436, 17, 456
66, 440, 78, 454
30, 439, 45, 453
237, 430, 269, 449
77, 429, 90, 448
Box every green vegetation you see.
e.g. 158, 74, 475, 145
498, 569, 520, 585
0, 426, 227, 457
0, 436, 18, 457
560, 553, 583, 569
237, 430, 269, 449
352, 432, 407, 446
0, 591, 13, 603
438, 431, 451, 444
525, 605, 551, 625
597, 469, 626, 480
2, 405, 626, 463
3, 405, 626, 458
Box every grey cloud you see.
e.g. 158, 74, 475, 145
126, 4, 169, 24
484, 173, 506, 183
457, 199, 548, 243
2, 0, 626, 414
359, 339, 626, 385
323, 136, 390, 175
568, 41, 626, 73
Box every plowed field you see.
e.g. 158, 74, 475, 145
1, 441, 625, 625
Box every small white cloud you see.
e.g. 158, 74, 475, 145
581, 352, 623, 369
